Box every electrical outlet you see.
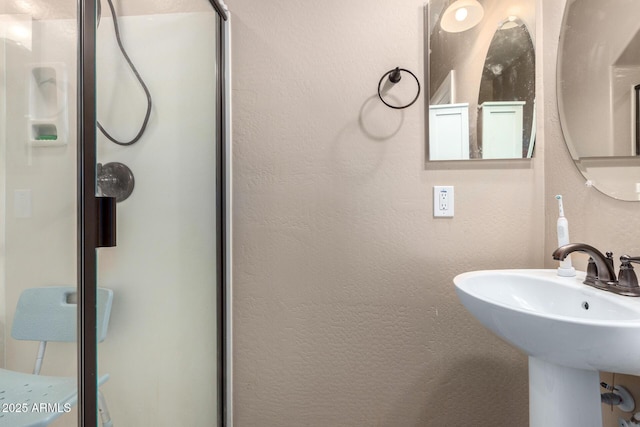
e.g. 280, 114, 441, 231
434, 186, 454, 217
439, 190, 448, 210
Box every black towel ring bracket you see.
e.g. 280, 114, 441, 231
377, 67, 421, 110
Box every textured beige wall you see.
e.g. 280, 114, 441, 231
230, 0, 544, 425
543, 0, 640, 425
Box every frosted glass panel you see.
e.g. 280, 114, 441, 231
96, 9, 220, 427
0, 7, 79, 427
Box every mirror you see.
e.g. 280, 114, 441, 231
557, 0, 640, 201
426, 0, 536, 161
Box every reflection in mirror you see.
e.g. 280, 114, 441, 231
557, 0, 640, 201
426, 0, 536, 161
478, 17, 535, 159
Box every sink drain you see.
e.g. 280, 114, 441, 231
582, 301, 590, 310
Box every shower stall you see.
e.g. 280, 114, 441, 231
0, 0, 230, 426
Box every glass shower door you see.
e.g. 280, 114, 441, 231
1, 0, 228, 425
0, 1, 83, 426
94, 1, 226, 425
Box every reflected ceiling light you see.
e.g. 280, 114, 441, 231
441, 0, 484, 33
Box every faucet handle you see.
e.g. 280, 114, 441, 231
621, 255, 640, 264
618, 261, 638, 288
585, 257, 598, 286
615, 255, 640, 295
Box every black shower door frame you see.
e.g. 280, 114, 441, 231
76, 0, 229, 425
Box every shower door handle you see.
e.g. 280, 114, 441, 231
96, 196, 117, 247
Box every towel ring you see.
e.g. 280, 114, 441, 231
377, 67, 421, 110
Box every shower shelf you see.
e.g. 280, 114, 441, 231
27, 63, 68, 147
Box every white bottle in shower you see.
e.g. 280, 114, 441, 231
556, 195, 576, 277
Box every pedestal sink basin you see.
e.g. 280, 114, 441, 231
454, 269, 640, 427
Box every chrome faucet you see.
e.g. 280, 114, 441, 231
553, 243, 640, 296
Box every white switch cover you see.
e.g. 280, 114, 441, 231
433, 186, 454, 217
14, 189, 32, 218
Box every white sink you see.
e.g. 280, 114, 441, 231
454, 269, 640, 427
454, 269, 640, 373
